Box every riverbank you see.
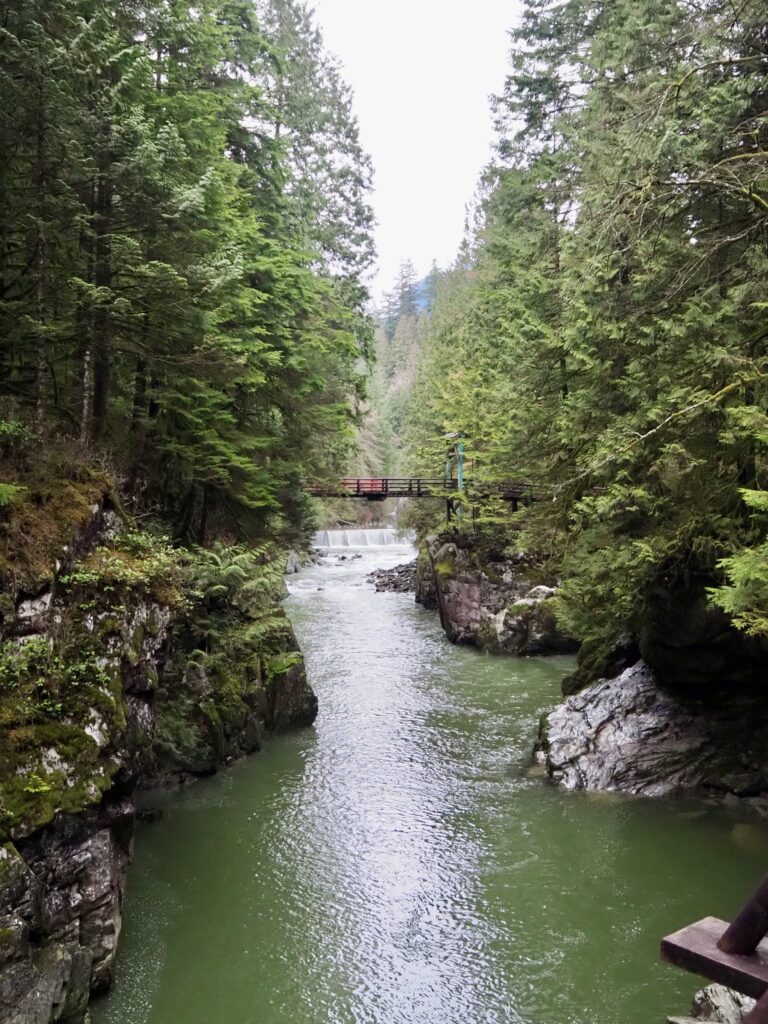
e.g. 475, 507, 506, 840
0, 481, 316, 1024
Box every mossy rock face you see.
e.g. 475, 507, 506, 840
0, 720, 119, 840
267, 661, 318, 731
415, 549, 439, 610
151, 606, 317, 778
0, 493, 321, 1020
433, 559, 454, 579
0, 465, 322, 1024
563, 635, 640, 696
0, 530, 182, 839
0, 454, 116, 596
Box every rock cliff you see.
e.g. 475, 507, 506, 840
0, 493, 316, 1024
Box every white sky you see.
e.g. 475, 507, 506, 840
310, 0, 522, 302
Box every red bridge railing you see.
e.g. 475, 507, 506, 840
306, 478, 537, 501
306, 478, 457, 499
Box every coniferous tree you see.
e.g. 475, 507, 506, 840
404, 0, 768, 667
0, 0, 375, 544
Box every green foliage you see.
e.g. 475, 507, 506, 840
0, 485, 25, 511
0, 421, 34, 459
711, 489, 768, 636
0, 0, 373, 546
266, 651, 302, 676
183, 544, 294, 684
711, 543, 768, 637
0, 634, 112, 729
403, 0, 768, 657
60, 531, 182, 603
187, 542, 285, 621
23, 774, 52, 795
152, 541, 306, 773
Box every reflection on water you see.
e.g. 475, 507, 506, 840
93, 541, 768, 1024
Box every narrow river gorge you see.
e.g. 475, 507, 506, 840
92, 536, 768, 1024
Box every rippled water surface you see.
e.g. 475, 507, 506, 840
93, 540, 768, 1024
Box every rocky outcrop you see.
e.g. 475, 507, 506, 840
0, 808, 131, 1024
284, 550, 302, 575
0, 531, 172, 1024
414, 552, 438, 610
0, 502, 316, 1024
668, 984, 756, 1023
422, 534, 577, 656
369, 561, 416, 593
537, 661, 768, 802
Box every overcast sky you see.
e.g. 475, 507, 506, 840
310, 1, 522, 302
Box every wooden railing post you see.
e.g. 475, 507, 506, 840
720, 874, 768, 1024
746, 991, 768, 1024
718, 874, 768, 956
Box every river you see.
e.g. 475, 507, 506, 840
92, 535, 768, 1024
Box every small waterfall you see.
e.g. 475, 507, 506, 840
313, 528, 409, 548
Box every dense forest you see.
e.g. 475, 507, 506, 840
395, 0, 768, 676
0, 2, 373, 967
0, 0, 373, 547
3, 0, 768, 667
4, 3, 768, 1022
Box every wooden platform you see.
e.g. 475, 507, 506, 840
661, 916, 768, 999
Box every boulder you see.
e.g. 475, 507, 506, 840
667, 984, 756, 1023
690, 984, 756, 1022
414, 551, 439, 610
369, 561, 417, 593
421, 535, 577, 656
538, 661, 768, 799
284, 550, 302, 575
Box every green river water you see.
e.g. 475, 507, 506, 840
92, 537, 768, 1024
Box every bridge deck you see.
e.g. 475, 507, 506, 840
306, 478, 536, 501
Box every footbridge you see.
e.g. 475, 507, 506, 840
306, 477, 537, 511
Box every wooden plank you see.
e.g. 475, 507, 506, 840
661, 917, 768, 999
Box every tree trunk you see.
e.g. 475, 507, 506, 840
177, 485, 199, 542
91, 175, 112, 440
35, 83, 46, 436
198, 484, 210, 545
79, 345, 92, 444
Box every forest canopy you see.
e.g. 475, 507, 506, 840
0, 0, 374, 544
393, 0, 768, 654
